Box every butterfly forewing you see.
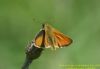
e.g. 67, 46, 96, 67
34, 30, 44, 48
53, 29, 72, 47
44, 33, 52, 48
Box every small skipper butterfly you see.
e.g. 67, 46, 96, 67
33, 24, 72, 49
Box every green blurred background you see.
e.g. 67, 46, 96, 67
0, 0, 100, 69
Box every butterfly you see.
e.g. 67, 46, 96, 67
32, 24, 72, 49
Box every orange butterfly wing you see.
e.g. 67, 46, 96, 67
34, 30, 45, 48
44, 24, 72, 48
53, 29, 72, 47
44, 33, 52, 48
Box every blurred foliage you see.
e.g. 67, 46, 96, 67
0, 0, 100, 69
